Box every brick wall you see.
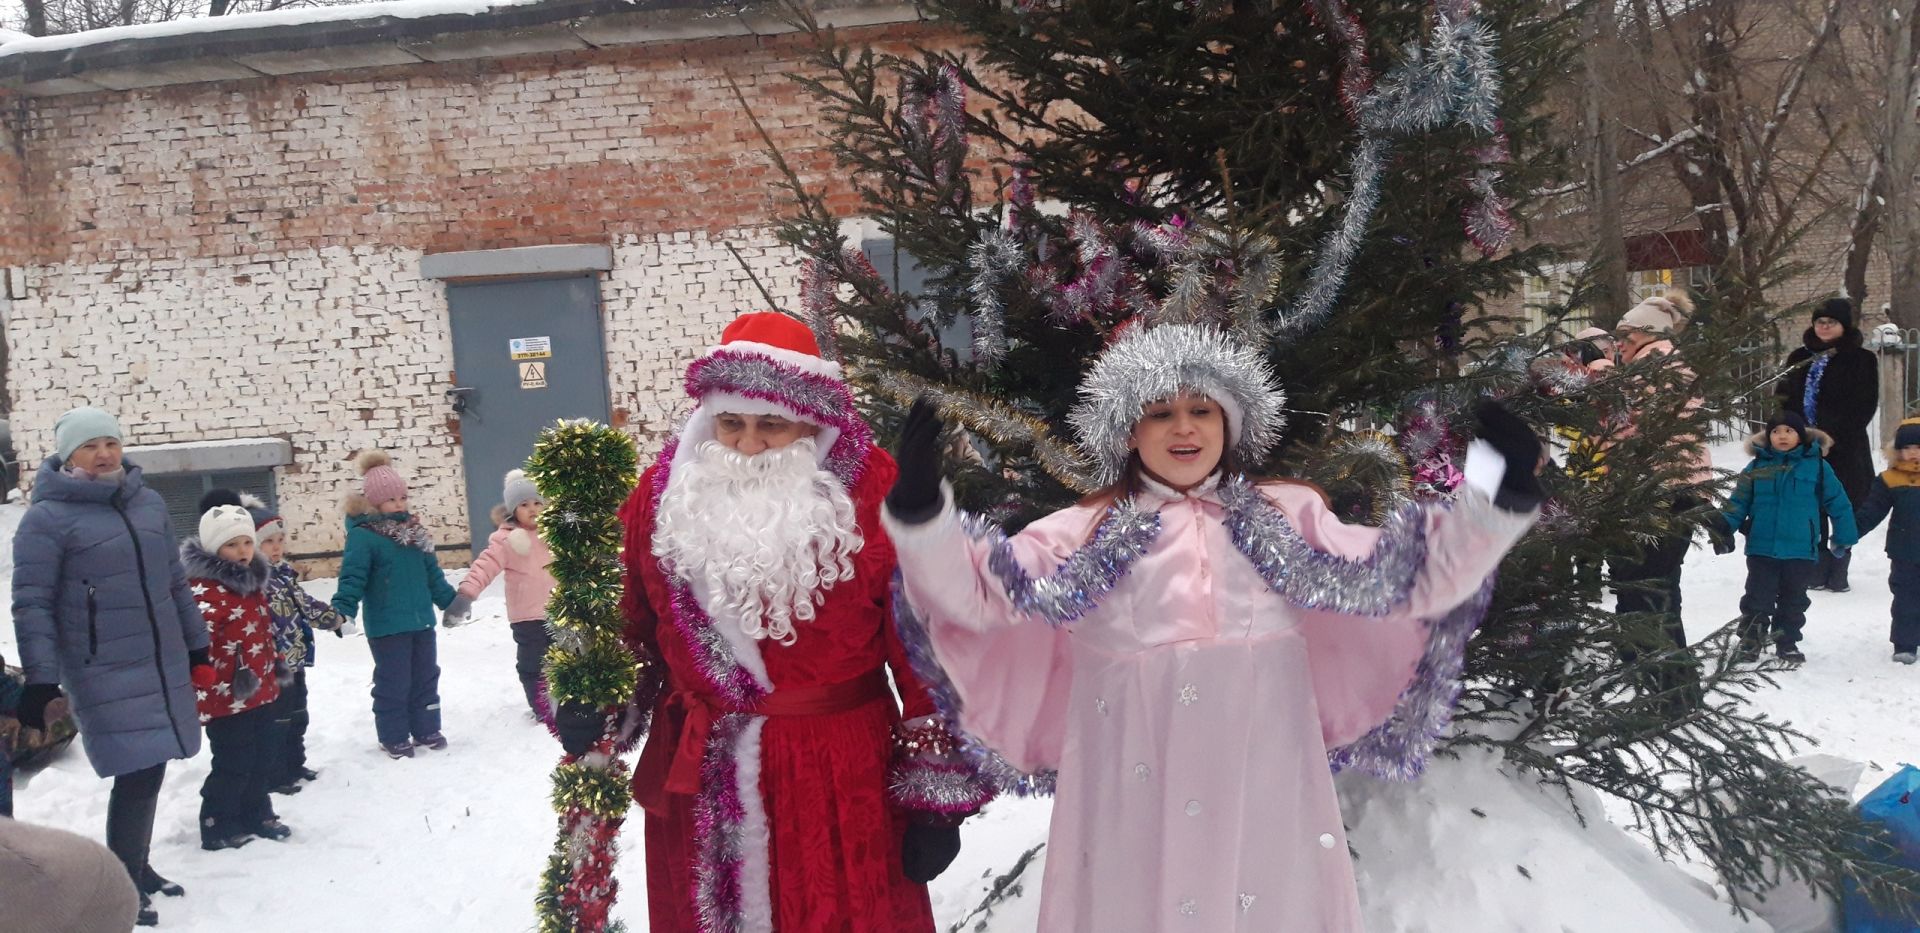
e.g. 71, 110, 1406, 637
0, 23, 944, 553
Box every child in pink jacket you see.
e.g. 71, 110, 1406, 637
444, 470, 557, 718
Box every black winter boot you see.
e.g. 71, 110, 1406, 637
138, 864, 185, 897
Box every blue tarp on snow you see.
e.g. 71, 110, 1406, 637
1844, 764, 1920, 932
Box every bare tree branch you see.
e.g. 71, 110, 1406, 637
1534, 126, 1703, 198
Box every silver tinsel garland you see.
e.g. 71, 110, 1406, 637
1069, 324, 1287, 485
886, 758, 996, 815
1328, 578, 1495, 780
1280, 6, 1513, 335
967, 228, 1022, 365
798, 258, 839, 364
1217, 475, 1428, 617
970, 501, 1162, 627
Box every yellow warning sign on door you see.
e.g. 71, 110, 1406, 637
519, 362, 547, 390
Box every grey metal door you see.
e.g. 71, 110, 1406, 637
445, 275, 610, 553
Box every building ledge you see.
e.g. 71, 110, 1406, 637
126, 436, 293, 474
422, 242, 613, 280
0, 0, 920, 96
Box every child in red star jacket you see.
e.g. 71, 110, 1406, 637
180, 504, 291, 851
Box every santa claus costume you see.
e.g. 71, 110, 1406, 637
883, 324, 1543, 932
616, 312, 987, 933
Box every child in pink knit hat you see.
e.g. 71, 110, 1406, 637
329, 451, 458, 759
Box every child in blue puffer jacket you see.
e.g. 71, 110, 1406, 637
1714, 411, 1858, 663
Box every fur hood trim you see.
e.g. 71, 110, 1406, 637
179, 539, 272, 595
343, 491, 377, 517
1745, 427, 1834, 458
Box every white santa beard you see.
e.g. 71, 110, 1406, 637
653, 438, 864, 645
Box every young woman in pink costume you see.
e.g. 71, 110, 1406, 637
882, 324, 1543, 932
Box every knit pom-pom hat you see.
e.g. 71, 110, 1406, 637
502, 469, 541, 512
357, 450, 409, 505
1617, 291, 1694, 335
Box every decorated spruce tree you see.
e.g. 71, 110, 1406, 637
752, 0, 1920, 918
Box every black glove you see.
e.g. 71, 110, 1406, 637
1705, 513, 1735, 555
1473, 400, 1546, 512
887, 397, 946, 525
188, 647, 212, 669
555, 702, 606, 757
901, 823, 962, 883
17, 683, 64, 731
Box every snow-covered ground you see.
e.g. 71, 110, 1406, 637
2, 437, 1914, 931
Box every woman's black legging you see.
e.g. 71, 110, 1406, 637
105, 763, 166, 882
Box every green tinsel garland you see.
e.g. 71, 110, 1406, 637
526, 419, 643, 933
526, 419, 641, 708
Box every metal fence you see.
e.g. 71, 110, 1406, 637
1873, 326, 1920, 446
1716, 334, 1788, 441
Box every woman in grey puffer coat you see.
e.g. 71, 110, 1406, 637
11, 407, 211, 927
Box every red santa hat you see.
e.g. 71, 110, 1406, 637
670, 312, 874, 483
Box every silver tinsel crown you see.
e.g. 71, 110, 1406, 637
1069, 324, 1286, 484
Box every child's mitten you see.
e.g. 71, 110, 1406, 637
442, 594, 474, 629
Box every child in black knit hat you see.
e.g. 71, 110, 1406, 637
1850, 416, 1920, 664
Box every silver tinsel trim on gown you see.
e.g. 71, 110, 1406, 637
1217, 475, 1427, 617
970, 503, 1162, 627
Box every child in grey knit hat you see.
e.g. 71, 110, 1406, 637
446, 468, 560, 721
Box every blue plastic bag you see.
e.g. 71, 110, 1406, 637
1843, 764, 1920, 932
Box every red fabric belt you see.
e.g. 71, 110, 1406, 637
634, 668, 890, 815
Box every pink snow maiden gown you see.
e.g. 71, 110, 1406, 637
885, 470, 1533, 932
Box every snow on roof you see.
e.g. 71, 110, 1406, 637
0, 0, 556, 57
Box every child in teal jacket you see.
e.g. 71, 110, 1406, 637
1714, 412, 1858, 663
330, 451, 458, 758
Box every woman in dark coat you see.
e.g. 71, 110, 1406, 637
10, 407, 213, 926
1778, 297, 1879, 591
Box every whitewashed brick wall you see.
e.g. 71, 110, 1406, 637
6, 227, 804, 556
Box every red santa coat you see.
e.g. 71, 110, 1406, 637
619, 444, 942, 933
